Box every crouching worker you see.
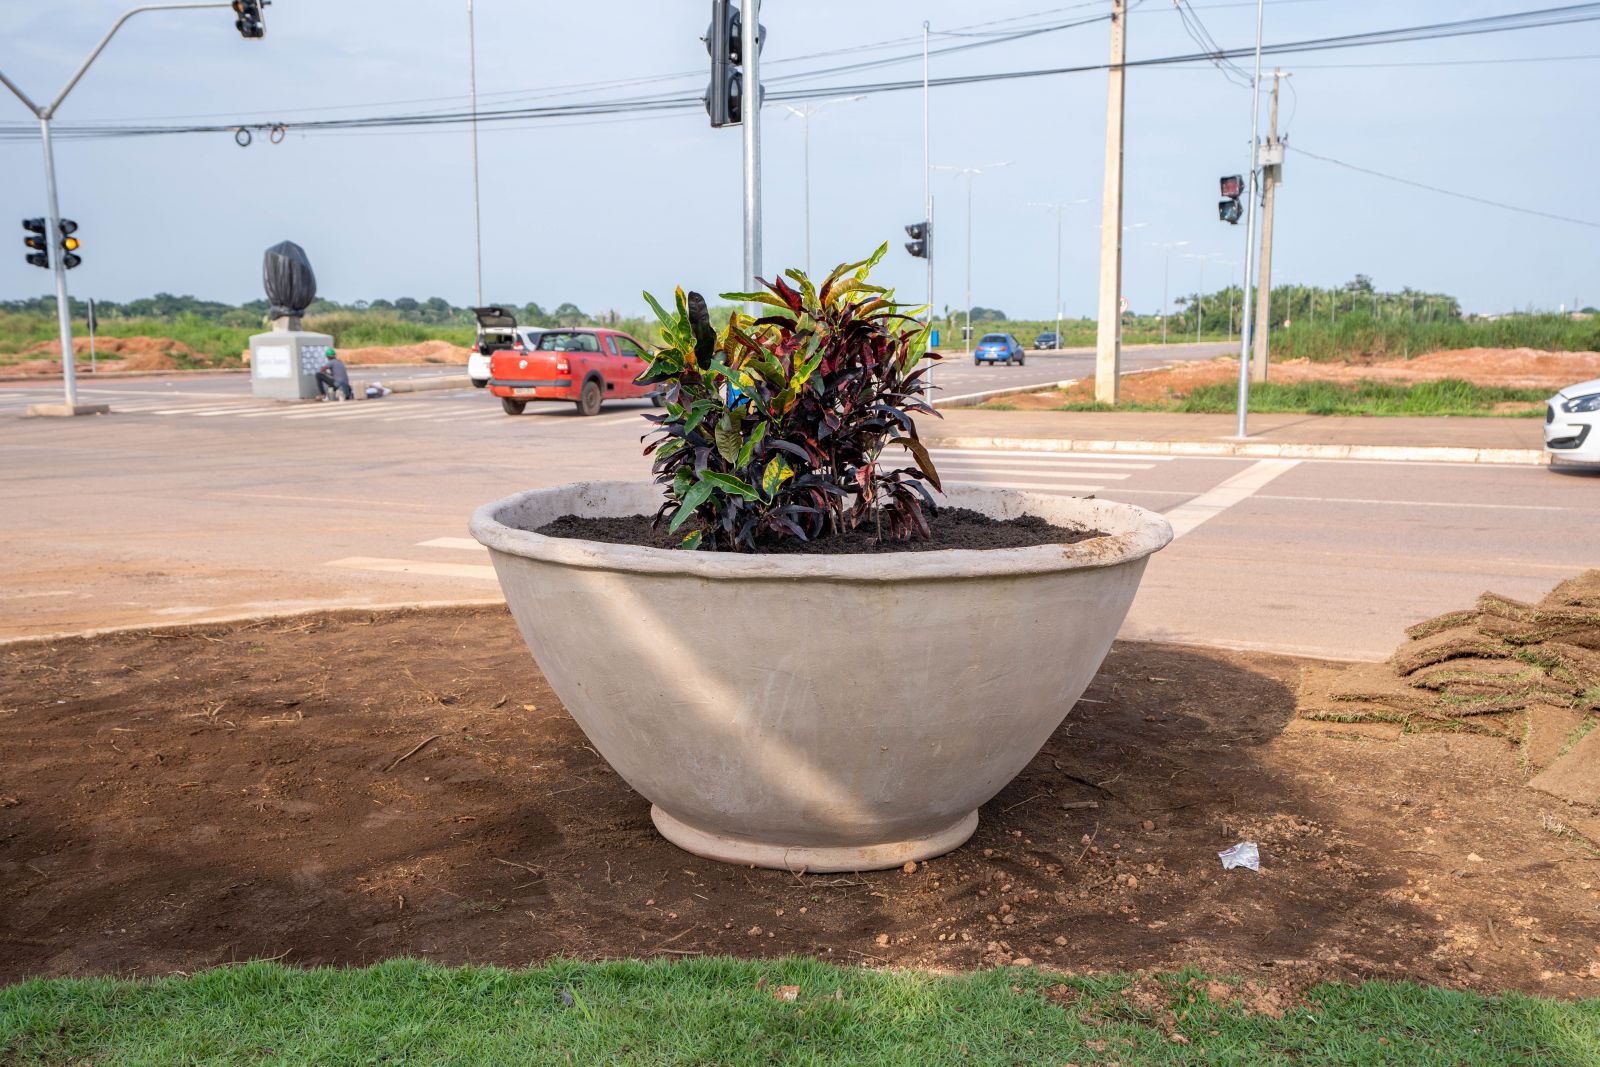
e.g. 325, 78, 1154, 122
316, 347, 353, 400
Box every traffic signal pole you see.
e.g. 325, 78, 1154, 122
1, 2, 239, 417
1093, 0, 1127, 405
36, 116, 80, 410
1233, 0, 1266, 439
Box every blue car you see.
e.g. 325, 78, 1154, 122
974, 333, 1025, 366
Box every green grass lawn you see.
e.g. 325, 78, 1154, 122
1010, 378, 1550, 418
2, 958, 1594, 1066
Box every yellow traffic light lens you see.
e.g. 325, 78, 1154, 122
62, 237, 81, 251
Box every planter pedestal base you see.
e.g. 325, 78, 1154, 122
650, 806, 979, 874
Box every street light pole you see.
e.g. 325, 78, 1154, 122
1146, 240, 1188, 347
1, 2, 240, 417
780, 96, 862, 278
467, 0, 483, 307
965, 174, 973, 354
741, 0, 763, 293
922, 21, 932, 326
1028, 199, 1091, 350
934, 161, 1011, 354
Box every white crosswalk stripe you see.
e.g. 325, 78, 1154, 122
925, 447, 1172, 497
325, 537, 496, 582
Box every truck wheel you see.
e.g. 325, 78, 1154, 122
576, 380, 604, 416
501, 397, 526, 415
472, 378, 488, 389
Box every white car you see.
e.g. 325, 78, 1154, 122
468, 308, 544, 388
1546, 376, 1600, 465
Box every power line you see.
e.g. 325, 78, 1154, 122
1288, 144, 1600, 230
1171, 0, 1254, 87
7, 3, 1600, 142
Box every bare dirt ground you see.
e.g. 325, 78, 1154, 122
2, 336, 208, 375
336, 340, 470, 366
4, 607, 1597, 997
998, 347, 1600, 410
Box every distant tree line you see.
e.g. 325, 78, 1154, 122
0, 293, 615, 330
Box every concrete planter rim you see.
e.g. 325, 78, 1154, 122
470, 480, 1173, 581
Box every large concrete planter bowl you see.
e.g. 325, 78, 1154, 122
471, 481, 1171, 872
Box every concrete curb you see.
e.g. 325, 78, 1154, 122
924, 435, 1550, 466
933, 362, 1179, 410
0, 598, 507, 649
935, 377, 1078, 409
364, 374, 470, 394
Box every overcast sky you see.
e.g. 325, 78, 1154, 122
2, 0, 1597, 318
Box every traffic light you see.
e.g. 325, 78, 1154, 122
232, 0, 265, 39
1218, 174, 1243, 225
904, 221, 930, 259
22, 218, 49, 269
703, 0, 763, 127
58, 219, 81, 270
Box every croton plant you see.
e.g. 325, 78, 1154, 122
639, 244, 943, 551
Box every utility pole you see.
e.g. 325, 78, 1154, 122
1093, 0, 1128, 404
467, 0, 483, 307
1232, 0, 1266, 438
1, 2, 248, 417
741, 0, 763, 294
1250, 69, 1286, 383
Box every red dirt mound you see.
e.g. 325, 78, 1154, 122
8, 336, 210, 375
338, 340, 471, 366
998, 347, 1600, 410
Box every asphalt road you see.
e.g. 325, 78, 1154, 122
6, 340, 1231, 409
5, 367, 1596, 660
927, 340, 1231, 401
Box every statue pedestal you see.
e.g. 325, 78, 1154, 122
249, 329, 333, 400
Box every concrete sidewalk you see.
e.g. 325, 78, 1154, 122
923, 409, 1549, 465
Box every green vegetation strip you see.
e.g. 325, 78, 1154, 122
2, 958, 1595, 1065
1022, 378, 1550, 418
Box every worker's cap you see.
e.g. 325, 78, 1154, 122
324, 347, 336, 357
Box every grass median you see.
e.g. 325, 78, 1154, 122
3, 958, 1596, 1065
994, 378, 1549, 418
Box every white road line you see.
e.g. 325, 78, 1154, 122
948, 479, 1106, 493
417, 537, 486, 551
150, 405, 252, 415
938, 462, 1132, 480
1253, 493, 1588, 514
1161, 458, 1300, 538
930, 446, 1173, 462
190, 405, 276, 416
283, 405, 396, 421
325, 556, 498, 581
234, 405, 320, 418
932, 455, 1156, 471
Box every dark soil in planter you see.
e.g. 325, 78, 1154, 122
2, 606, 1596, 999
535, 507, 1102, 553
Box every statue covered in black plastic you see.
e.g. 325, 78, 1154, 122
263, 240, 317, 328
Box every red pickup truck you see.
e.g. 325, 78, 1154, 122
487, 320, 659, 417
